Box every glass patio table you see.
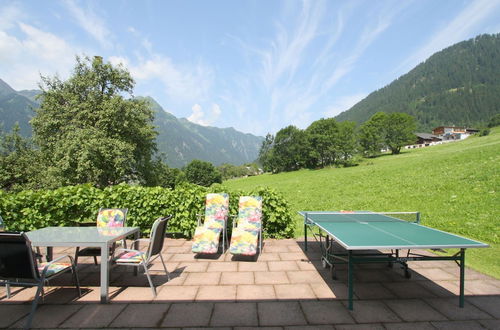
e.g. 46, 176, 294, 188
27, 226, 140, 303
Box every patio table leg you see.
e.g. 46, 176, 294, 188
133, 231, 140, 276
46, 247, 53, 262
100, 242, 109, 303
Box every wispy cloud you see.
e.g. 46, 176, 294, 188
260, 0, 326, 89
0, 3, 24, 30
323, 93, 367, 117
108, 25, 216, 106
228, 0, 409, 133
187, 103, 222, 126
396, 0, 500, 74
63, 0, 113, 48
0, 18, 80, 90
322, 2, 409, 94
109, 23, 215, 108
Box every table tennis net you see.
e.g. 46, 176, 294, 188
304, 212, 420, 224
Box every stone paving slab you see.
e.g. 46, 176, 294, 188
0, 238, 499, 329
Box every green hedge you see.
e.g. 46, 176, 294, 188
0, 183, 295, 238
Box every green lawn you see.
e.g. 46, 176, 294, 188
224, 127, 500, 278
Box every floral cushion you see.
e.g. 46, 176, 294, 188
97, 209, 126, 228
204, 193, 229, 229
115, 251, 146, 263
236, 196, 263, 230
191, 193, 228, 254
38, 262, 72, 277
229, 227, 259, 256
191, 226, 222, 254
229, 196, 263, 256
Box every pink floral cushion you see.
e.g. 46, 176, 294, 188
115, 251, 146, 263
97, 209, 126, 228
38, 262, 72, 277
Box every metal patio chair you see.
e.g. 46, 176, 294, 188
0, 214, 43, 262
74, 208, 128, 265
112, 216, 172, 297
0, 232, 81, 330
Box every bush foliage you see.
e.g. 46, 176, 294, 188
0, 183, 294, 239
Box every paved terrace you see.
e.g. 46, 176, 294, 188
1, 238, 499, 329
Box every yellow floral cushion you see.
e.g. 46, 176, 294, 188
229, 227, 259, 256
38, 262, 72, 277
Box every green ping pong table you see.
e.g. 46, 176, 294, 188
300, 211, 489, 310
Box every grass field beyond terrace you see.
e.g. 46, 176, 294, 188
223, 127, 500, 278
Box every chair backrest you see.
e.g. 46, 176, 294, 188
237, 196, 263, 230
96, 208, 128, 228
147, 216, 171, 258
204, 193, 229, 229
0, 232, 38, 280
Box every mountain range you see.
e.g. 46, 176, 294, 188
335, 34, 500, 130
144, 97, 263, 168
2, 33, 499, 166
0, 79, 38, 137
0, 80, 263, 168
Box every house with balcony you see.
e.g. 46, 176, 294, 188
432, 126, 478, 141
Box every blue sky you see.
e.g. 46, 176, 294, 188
1, 0, 500, 136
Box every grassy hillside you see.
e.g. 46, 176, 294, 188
223, 127, 500, 278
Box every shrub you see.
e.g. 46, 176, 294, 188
0, 183, 295, 239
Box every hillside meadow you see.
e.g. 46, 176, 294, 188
223, 127, 500, 278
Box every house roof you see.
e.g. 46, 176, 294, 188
415, 133, 441, 140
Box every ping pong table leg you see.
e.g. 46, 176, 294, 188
459, 248, 465, 308
304, 217, 308, 251
348, 250, 353, 310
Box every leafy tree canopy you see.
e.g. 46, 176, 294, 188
385, 113, 417, 154
258, 133, 275, 172
273, 125, 309, 172
31, 55, 157, 187
0, 125, 39, 191
305, 118, 339, 168
184, 159, 222, 187
359, 112, 388, 157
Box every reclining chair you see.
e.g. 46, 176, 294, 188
229, 196, 263, 256
191, 193, 229, 254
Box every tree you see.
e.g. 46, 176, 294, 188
305, 118, 340, 168
147, 158, 186, 189
272, 125, 309, 172
184, 159, 222, 187
31, 55, 157, 187
335, 121, 358, 164
218, 163, 251, 180
384, 113, 417, 154
487, 113, 500, 128
359, 112, 388, 157
258, 133, 276, 172
0, 125, 41, 191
